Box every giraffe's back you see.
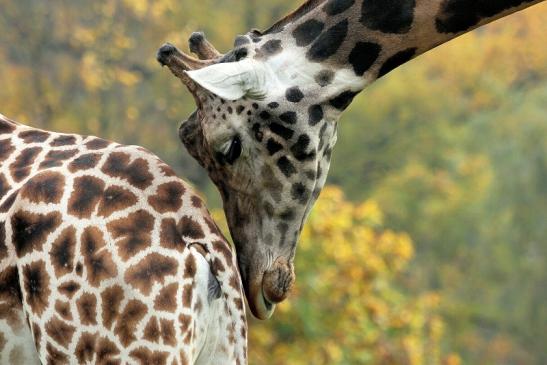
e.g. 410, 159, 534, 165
0, 115, 247, 364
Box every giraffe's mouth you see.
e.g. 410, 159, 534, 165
247, 257, 295, 320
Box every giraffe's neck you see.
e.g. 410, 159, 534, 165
256, 0, 542, 96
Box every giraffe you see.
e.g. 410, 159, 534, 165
0, 114, 247, 364
157, 0, 545, 319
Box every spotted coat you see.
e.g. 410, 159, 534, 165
0, 114, 247, 365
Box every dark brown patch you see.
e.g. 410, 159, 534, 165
10, 147, 41, 182
183, 255, 197, 279
20, 171, 65, 204
108, 210, 154, 261
159, 218, 185, 252
68, 153, 101, 172
0, 225, 6, 261
178, 216, 205, 240
96, 336, 121, 364
54, 300, 72, 320
212, 257, 225, 273
46, 342, 69, 364
68, 175, 105, 218
77, 292, 97, 325
129, 347, 169, 365
50, 227, 76, 277
125, 253, 178, 295
39, 149, 78, 168
0, 174, 9, 203
85, 137, 111, 150
178, 313, 192, 334
101, 285, 124, 330
0, 139, 14, 161
0, 119, 15, 134
101, 152, 154, 189
0, 189, 18, 213
212, 240, 234, 264
58, 281, 80, 298
159, 319, 176, 346
45, 315, 76, 348
97, 185, 138, 217
0, 267, 23, 328
50, 135, 77, 147
154, 283, 178, 312
75, 332, 96, 363
11, 210, 61, 257
204, 217, 223, 238
191, 195, 202, 208
19, 130, 49, 143
31, 322, 41, 352
81, 226, 117, 286
114, 299, 147, 346
148, 181, 185, 213
143, 316, 161, 343
229, 273, 241, 291
182, 283, 193, 308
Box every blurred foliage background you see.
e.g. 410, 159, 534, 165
1, 1, 545, 364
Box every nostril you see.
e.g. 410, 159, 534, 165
262, 258, 295, 304
156, 43, 176, 65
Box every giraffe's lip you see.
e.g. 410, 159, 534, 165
248, 285, 276, 320
247, 276, 276, 320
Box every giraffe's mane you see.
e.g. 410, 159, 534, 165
262, 0, 325, 35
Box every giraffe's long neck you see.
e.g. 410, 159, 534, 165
259, 0, 543, 93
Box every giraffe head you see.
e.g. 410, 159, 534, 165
157, 29, 360, 319
157, 0, 545, 319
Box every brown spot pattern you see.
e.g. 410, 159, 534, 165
45, 315, 76, 348
77, 292, 97, 325
19, 130, 49, 143
148, 181, 185, 213
50, 227, 76, 277
129, 347, 169, 365
114, 299, 147, 346
54, 300, 72, 320
46, 342, 69, 364
108, 210, 154, 261
85, 137, 110, 150
68, 176, 105, 218
182, 283, 193, 308
159, 218, 185, 252
75, 332, 96, 363
10, 146, 41, 182
154, 283, 178, 312
101, 285, 124, 330
39, 149, 78, 168
143, 316, 161, 343
125, 253, 178, 295
160, 319, 176, 346
81, 226, 117, 286
58, 281, 80, 298
178, 216, 205, 240
51, 135, 77, 147
11, 210, 61, 257
97, 185, 138, 217
68, 153, 101, 172
0, 140, 14, 161
20, 171, 65, 204
102, 152, 154, 189
183, 255, 197, 279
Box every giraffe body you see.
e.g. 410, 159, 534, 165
157, 0, 545, 319
0, 114, 247, 364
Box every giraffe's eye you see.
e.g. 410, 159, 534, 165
225, 135, 242, 164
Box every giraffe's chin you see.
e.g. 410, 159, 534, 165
248, 280, 276, 320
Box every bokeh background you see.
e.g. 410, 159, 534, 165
1, 1, 546, 364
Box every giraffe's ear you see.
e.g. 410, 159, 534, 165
186, 59, 276, 100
